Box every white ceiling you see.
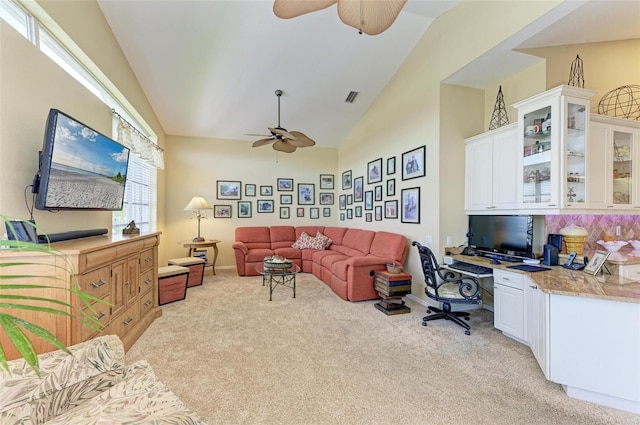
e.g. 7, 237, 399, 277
97, 0, 640, 149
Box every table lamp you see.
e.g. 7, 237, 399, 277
184, 196, 212, 242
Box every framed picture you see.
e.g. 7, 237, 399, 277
339, 194, 346, 210
320, 193, 334, 205
365, 212, 372, 222
364, 190, 373, 210
213, 204, 232, 218
346, 209, 353, 219
323, 207, 331, 217
217, 180, 241, 200
384, 200, 398, 219
374, 185, 382, 201
310, 207, 320, 219
402, 145, 426, 181
238, 201, 252, 218
320, 174, 334, 189
355, 205, 362, 217
257, 199, 274, 213
387, 178, 396, 196
367, 158, 382, 184
298, 183, 315, 205
340, 213, 345, 221
297, 207, 304, 217
583, 250, 611, 275
387, 156, 396, 175
260, 185, 273, 196
347, 194, 353, 205
342, 170, 352, 190
245, 184, 256, 197
277, 178, 293, 191
375, 205, 382, 221
280, 194, 292, 204
353, 176, 363, 202
280, 206, 290, 219
401, 187, 420, 223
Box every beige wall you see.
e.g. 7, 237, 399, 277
163, 135, 338, 268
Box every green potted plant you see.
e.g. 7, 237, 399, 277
0, 216, 106, 376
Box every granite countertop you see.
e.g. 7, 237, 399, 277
449, 254, 640, 304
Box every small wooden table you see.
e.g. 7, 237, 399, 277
180, 240, 220, 275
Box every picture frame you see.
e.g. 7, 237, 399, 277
386, 178, 395, 196
367, 158, 383, 184
217, 180, 241, 200
310, 207, 319, 219
402, 145, 426, 181
297, 207, 304, 217
237, 201, 252, 218
277, 178, 293, 191
319, 193, 334, 205
323, 207, 331, 217
213, 204, 232, 218
365, 212, 372, 222
374, 185, 382, 201
375, 205, 382, 221
298, 183, 315, 205
387, 156, 396, 175
347, 194, 353, 205
339, 194, 346, 210
583, 250, 611, 275
401, 187, 420, 223
342, 170, 352, 190
353, 176, 364, 202
340, 213, 345, 221
364, 190, 373, 210
320, 174, 334, 189
355, 205, 362, 217
280, 194, 292, 204
280, 206, 290, 219
245, 184, 256, 197
346, 209, 353, 219
257, 199, 274, 213
260, 185, 273, 196
384, 200, 398, 219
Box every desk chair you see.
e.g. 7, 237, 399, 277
412, 242, 481, 335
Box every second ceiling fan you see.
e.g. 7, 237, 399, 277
250, 90, 316, 153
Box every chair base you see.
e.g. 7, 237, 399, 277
422, 302, 471, 335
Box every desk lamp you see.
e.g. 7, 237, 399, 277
184, 196, 212, 242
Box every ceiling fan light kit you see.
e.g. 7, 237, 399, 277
251, 90, 316, 153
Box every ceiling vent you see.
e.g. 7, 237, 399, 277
345, 91, 359, 103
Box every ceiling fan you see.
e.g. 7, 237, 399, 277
249, 90, 316, 153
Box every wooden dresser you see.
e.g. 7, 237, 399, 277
0, 233, 162, 360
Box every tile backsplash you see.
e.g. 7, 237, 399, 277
545, 214, 640, 251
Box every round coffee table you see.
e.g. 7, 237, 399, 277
255, 263, 301, 301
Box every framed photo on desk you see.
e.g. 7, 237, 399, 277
583, 250, 610, 275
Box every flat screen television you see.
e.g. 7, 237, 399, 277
34, 109, 130, 211
467, 215, 534, 259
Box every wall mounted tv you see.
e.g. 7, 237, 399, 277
467, 215, 534, 259
34, 109, 130, 211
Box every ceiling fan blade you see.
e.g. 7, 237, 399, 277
288, 131, 316, 147
252, 138, 275, 147
273, 0, 337, 19
338, 0, 407, 35
269, 127, 297, 140
245, 133, 272, 137
273, 139, 297, 153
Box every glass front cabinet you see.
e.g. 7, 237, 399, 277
514, 86, 595, 210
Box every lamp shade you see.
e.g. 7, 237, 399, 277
184, 196, 212, 211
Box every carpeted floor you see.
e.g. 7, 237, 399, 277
126, 270, 638, 424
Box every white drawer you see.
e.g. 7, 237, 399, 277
493, 269, 524, 290
620, 264, 640, 282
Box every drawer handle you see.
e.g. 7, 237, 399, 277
548, 204, 557, 207
529, 285, 537, 290
144, 278, 152, 285
123, 317, 134, 326
503, 277, 510, 281
90, 279, 107, 288
145, 256, 153, 263
144, 300, 152, 306
95, 311, 105, 320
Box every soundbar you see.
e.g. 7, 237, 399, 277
37, 228, 108, 243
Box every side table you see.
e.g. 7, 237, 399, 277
180, 240, 221, 275
374, 271, 412, 315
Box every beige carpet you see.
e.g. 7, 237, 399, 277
126, 270, 637, 424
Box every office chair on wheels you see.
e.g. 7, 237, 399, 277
412, 241, 481, 335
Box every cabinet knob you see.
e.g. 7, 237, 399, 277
125, 280, 130, 286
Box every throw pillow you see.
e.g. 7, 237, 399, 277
315, 231, 333, 249
291, 232, 327, 250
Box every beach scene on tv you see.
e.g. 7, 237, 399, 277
45, 114, 129, 209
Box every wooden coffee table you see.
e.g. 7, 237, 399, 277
255, 263, 300, 301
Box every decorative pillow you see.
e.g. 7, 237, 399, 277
315, 231, 333, 249
291, 232, 326, 250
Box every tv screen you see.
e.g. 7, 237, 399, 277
34, 109, 130, 211
468, 215, 534, 259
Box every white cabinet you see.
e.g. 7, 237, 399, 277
493, 269, 525, 341
525, 278, 550, 379
465, 123, 518, 212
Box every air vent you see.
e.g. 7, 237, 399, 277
345, 91, 359, 103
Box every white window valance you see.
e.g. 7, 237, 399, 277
113, 110, 164, 169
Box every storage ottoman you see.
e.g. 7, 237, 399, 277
168, 256, 206, 287
158, 265, 189, 305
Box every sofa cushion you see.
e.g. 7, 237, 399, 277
370, 231, 407, 262
323, 227, 348, 245
295, 226, 325, 239
270, 226, 295, 249
341, 229, 375, 254
236, 226, 271, 250
246, 249, 275, 262
273, 247, 302, 259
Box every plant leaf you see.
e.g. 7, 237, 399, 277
0, 314, 39, 376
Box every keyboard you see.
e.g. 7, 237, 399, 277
448, 262, 493, 275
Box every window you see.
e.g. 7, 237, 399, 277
1, 0, 158, 233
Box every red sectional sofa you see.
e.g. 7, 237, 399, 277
232, 226, 408, 301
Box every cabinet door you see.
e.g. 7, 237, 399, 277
563, 100, 589, 208
610, 126, 635, 208
126, 255, 140, 306
465, 136, 494, 210
111, 260, 126, 317
492, 127, 519, 210
494, 283, 524, 340
587, 121, 610, 209
526, 280, 549, 378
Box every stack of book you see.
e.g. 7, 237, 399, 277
374, 271, 411, 315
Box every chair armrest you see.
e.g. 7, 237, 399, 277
231, 242, 249, 255
345, 255, 389, 267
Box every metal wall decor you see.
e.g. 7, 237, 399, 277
597, 85, 640, 121
567, 55, 584, 88
488, 86, 509, 130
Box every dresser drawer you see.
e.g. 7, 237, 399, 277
111, 302, 140, 340
140, 269, 154, 292
75, 294, 111, 343
140, 248, 155, 273
620, 264, 640, 282
139, 289, 155, 318
493, 269, 524, 290
78, 265, 110, 298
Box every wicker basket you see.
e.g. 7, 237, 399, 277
564, 235, 586, 255
386, 263, 403, 274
